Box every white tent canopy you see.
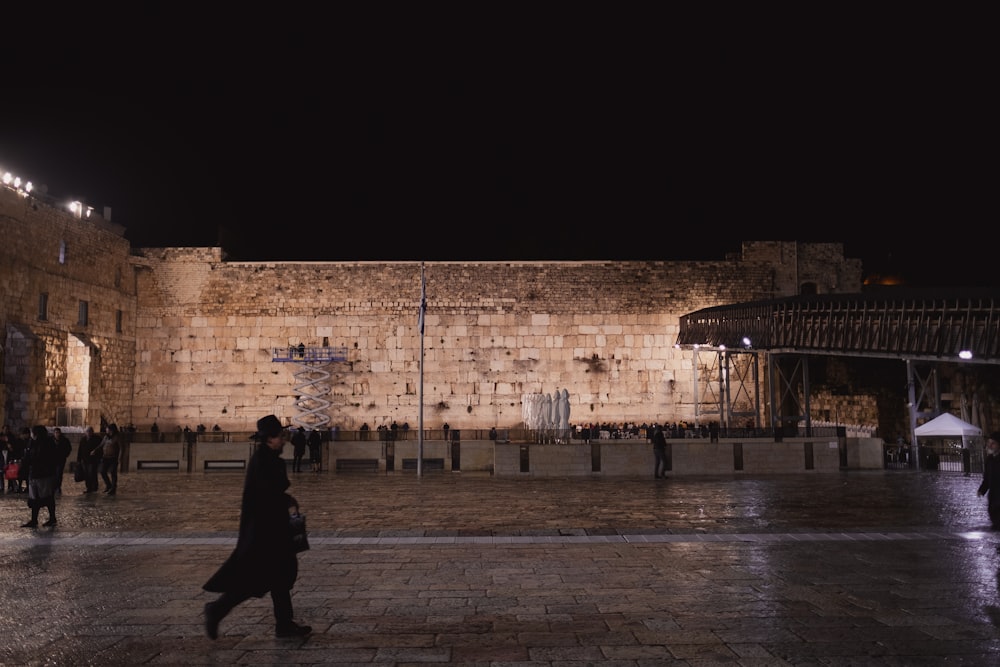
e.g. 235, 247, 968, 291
914, 412, 983, 459
914, 412, 982, 438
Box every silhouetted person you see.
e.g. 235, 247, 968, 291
203, 414, 311, 639
978, 433, 1000, 529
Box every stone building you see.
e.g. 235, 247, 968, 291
2, 180, 868, 433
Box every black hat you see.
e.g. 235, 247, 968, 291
257, 415, 285, 438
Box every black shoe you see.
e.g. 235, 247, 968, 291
275, 621, 312, 638
42, 518, 57, 527
204, 602, 221, 640
21, 521, 38, 528
108, 488, 116, 496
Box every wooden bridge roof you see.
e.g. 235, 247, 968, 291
676, 288, 1000, 364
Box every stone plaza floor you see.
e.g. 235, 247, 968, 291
2, 468, 1000, 665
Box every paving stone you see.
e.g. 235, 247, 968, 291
1, 470, 999, 664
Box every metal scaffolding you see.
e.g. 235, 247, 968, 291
272, 346, 348, 430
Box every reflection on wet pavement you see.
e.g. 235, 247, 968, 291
2, 470, 999, 665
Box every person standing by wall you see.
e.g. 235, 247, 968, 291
977, 433, 1000, 529
12, 427, 30, 493
100, 423, 123, 495
1, 431, 11, 493
291, 427, 307, 473
77, 427, 103, 494
652, 424, 668, 479
52, 427, 73, 496
21, 425, 59, 527
308, 429, 322, 472
203, 414, 311, 640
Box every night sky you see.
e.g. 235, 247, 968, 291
0, 11, 991, 287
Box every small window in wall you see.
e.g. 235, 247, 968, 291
38, 293, 48, 321
115, 309, 123, 333
78, 300, 89, 326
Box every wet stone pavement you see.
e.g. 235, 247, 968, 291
2, 469, 1000, 665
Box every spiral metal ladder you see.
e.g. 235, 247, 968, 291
272, 346, 348, 430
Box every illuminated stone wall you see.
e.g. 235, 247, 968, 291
0, 186, 137, 427
128, 247, 861, 432
2, 184, 867, 432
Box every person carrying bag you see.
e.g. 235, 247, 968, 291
202, 414, 312, 640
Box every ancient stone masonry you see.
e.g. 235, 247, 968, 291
1, 186, 137, 427
2, 183, 867, 432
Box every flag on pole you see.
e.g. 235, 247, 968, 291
418, 266, 426, 335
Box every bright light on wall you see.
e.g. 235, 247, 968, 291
1, 170, 33, 195
68, 201, 94, 219
959, 350, 973, 360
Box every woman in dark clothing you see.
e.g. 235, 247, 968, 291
978, 432, 1000, 529
203, 414, 311, 639
21, 425, 60, 527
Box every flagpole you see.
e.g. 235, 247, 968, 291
418, 263, 425, 478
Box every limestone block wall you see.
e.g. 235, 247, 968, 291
2, 184, 868, 433
130, 245, 862, 433
1, 187, 137, 427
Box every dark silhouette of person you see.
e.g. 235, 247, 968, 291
978, 432, 1000, 529
203, 414, 311, 639
77, 426, 103, 493
100, 423, 123, 495
308, 429, 322, 472
21, 425, 60, 527
652, 425, 668, 479
290, 427, 307, 473
52, 427, 72, 495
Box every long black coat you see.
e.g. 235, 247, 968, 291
203, 442, 298, 597
979, 452, 1000, 511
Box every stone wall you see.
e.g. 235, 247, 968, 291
2, 183, 868, 433
128, 247, 860, 433
1, 187, 137, 427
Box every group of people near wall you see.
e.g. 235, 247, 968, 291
575, 421, 713, 442
75, 423, 123, 495
290, 427, 323, 472
2, 424, 73, 526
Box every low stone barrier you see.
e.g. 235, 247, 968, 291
123, 436, 883, 476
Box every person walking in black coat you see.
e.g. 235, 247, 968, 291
978, 432, 1000, 529
21, 425, 60, 527
203, 414, 311, 639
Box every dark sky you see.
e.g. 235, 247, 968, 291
0, 11, 991, 287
